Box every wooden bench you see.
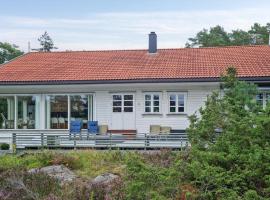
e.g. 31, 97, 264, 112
108, 130, 137, 139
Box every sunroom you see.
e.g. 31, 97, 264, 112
0, 94, 94, 130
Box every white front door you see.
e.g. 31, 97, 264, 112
111, 94, 135, 130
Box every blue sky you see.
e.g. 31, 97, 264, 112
1, 0, 270, 51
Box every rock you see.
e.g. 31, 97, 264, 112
28, 165, 77, 184
92, 173, 120, 185
90, 173, 122, 200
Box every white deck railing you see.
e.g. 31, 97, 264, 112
0, 131, 189, 150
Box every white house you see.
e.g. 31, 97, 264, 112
0, 32, 270, 140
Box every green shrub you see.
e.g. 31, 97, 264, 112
185, 68, 270, 199
0, 143, 10, 150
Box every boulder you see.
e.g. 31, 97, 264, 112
92, 173, 120, 185
28, 165, 76, 184
89, 173, 122, 200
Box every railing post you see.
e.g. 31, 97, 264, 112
74, 140, 77, 150
12, 133, 16, 154
109, 132, 112, 150
144, 133, 147, 150
41, 133, 44, 148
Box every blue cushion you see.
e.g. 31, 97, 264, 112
87, 121, 98, 134
70, 120, 82, 133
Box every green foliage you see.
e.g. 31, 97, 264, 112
186, 23, 270, 47
124, 151, 182, 200
185, 67, 270, 199
0, 42, 23, 64
37, 31, 57, 52
0, 143, 10, 150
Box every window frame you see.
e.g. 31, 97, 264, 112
144, 93, 161, 114
0, 95, 16, 130
16, 95, 40, 129
167, 92, 187, 114
112, 94, 134, 113
45, 93, 94, 130
256, 91, 270, 109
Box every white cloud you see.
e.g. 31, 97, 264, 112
0, 7, 269, 51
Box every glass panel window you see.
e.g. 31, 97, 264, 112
46, 95, 68, 129
113, 95, 122, 113
123, 95, 133, 113
17, 96, 40, 129
256, 92, 270, 108
266, 93, 270, 105
124, 95, 133, 100
153, 107, 160, 112
124, 101, 133, 106
0, 96, 15, 129
256, 94, 264, 106
113, 107, 121, 112
145, 107, 151, 112
113, 95, 122, 101
145, 95, 151, 101
124, 107, 133, 112
169, 93, 186, 113
144, 94, 161, 113
113, 94, 134, 113
70, 95, 88, 129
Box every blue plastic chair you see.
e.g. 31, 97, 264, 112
87, 121, 98, 138
70, 120, 82, 139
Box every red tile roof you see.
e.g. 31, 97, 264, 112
0, 45, 270, 84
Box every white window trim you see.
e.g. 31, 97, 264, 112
143, 93, 162, 114
257, 91, 270, 109
46, 93, 94, 130
0, 93, 94, 131
167, 92, 187, 114
112, 93, 134, 113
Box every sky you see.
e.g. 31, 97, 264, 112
0, 0, 270, 52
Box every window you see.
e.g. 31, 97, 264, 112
46, 94, 93, 129
0, 96, 15, 129
46, 95, 68, 129
112, 94, 134, 113
144, 94, 160, 113
70, 95, 89, 129
168, 93, 186, 113
113, 95, 122, 112
256, 92, 270, 108
17, 96, 40, 129
256, 93, 264, 106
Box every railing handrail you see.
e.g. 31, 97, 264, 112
1, 132, 190, 150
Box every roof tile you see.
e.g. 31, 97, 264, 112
0, 45, 270, 83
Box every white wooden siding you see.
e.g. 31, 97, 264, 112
0, 82, 219, 133
93, 85, 217, 133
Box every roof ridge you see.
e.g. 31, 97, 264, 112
27, 44, 269, 54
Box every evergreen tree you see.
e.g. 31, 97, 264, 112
37, 31, 57, 52
183, 68, 270, 199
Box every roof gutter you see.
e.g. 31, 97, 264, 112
0, 77, 270, 86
